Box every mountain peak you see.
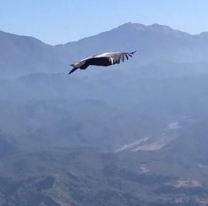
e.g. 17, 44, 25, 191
115, 22, 189, 36
116, 22, 146, 31
149, 23, 173, 31
148, 23, 188, 35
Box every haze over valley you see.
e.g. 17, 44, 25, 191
1, 22, 208, 205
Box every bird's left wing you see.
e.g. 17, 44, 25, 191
70, 55, 95, 68
95, 51, 136, 64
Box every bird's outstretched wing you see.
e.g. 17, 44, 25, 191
94, 51, 136, 64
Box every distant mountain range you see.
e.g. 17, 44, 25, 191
1, 23, 208, 205
1, 22, 208, 78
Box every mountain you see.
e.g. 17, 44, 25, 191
59, 23, 195, 65
1, 140, 208, 206
1, 23, 208, 205
0, 60, 208, 152
0, 30, 65, 78
1, 23, 208, 78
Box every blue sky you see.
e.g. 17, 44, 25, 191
1, 0, 208, 45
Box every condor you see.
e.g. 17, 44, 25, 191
69, 51, 136, 74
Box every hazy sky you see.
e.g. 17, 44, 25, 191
1, 0, 208, 45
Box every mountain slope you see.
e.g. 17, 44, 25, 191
0, 144, 208, 206
0, 30, 66, 78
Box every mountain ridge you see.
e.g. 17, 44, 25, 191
1, 22, 207, 46
1, 22, 208, 79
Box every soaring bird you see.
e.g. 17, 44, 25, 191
68, 51, 136, 74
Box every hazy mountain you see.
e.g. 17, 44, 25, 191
1, 22, 208, 78
59, 22, 208, 69
1, 23, 208, 205
0, 30, 66, 78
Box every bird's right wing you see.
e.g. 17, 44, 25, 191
116, 51, 136, 64
98, 51, 136, 64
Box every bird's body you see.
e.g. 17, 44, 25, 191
69, 51, 136, 74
